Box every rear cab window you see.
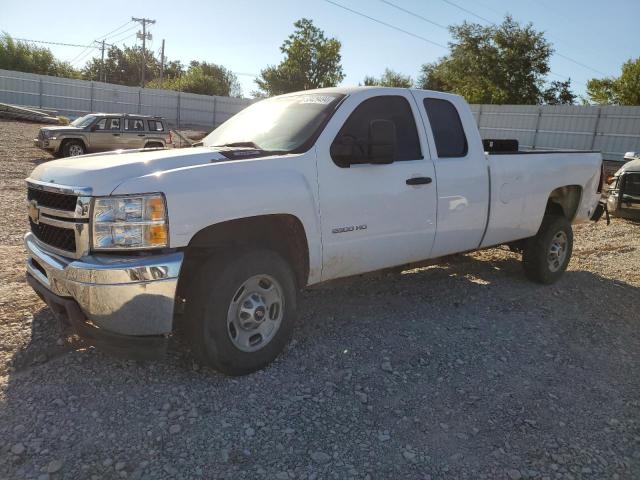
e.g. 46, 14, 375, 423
332, 95, 422, 166
423, 98, 468, 158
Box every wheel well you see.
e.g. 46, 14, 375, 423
177, 214, 310, 300
546, 185, 582, 220
60, 138, 86, 152
144, 141, 164, 148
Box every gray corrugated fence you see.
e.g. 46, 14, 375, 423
2, 69, 639, 160
470, 104, 640, 161
0, 69, 252, 130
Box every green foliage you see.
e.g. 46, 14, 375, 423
255, 18, 344, 96
417, 16, 552, 104
541, 79, 576, 105
0, 33, 80, 78
81, 44, 159, 85
149, 61, 241, 97
587, 58, 640, 105
363, 69, 413, 88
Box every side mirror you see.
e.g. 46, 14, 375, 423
330, 135, 357, 168
90, 124, 97, 132
368, 119, 395, 164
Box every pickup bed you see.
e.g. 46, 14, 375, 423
24, 87, 604, 375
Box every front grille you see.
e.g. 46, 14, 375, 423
30, 219, 76, 253
28, 188, 78, 212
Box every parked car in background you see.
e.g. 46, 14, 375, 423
33, 113, 172, 157
24, 87, 604, 375
605, 152, 640, 220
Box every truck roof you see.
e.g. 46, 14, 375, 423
90, 113, 164, 119
280, 86, 464, 100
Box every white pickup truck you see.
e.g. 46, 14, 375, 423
25, 87, 604, 375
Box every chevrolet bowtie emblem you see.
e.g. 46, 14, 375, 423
28, 199, 40, 224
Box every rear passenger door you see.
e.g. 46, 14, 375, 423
315, 90, 438, 280
411, 91, 489, 257
122, 117, 147, 149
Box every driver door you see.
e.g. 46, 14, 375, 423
315, 91, 438, 281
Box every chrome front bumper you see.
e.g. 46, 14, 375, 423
25, 232, 183, 336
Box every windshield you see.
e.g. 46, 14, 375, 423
202, 93, 345, 152
70, 115, 97, 128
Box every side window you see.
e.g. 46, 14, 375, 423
333, 96, 421, 165
422, 98, 468, 158
148, 120, 164, 131
94, 118, 107, 130
107, 118, 121, 131
125, 118, 145, 131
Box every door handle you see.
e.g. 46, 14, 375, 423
137, 134, 146, 137
406, 176, 432, 186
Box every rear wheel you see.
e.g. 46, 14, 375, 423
522, 215, 573, 284
62, 140, 85, 157
184, 249, 297, 376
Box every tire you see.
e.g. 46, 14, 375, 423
184, 249, 297, 376
522, 215, 573, 284
62, 140, 85, 157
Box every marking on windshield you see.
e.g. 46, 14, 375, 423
299, 95, 335, 105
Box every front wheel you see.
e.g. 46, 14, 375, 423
184, 249, 297, 376
522, 215, 573, 284
62, 140, 85, 157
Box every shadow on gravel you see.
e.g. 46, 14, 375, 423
2, 253, 639, 478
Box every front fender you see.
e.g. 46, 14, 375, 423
111, 154, 323, 283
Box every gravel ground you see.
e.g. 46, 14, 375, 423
1, 118, 639, 480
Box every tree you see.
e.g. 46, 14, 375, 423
586, 58, 640, 105
363, 69, 413, 88
149, 61, 241, 97
541, 79, 576, 105
81, 44, 159, 85
417, 16, 552, 104
0, 33, 79, 78
255, 18, 344, 96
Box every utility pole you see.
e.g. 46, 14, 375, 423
94, 39, 112, 83
159, 39, 165, 83
131, 16, 155, 88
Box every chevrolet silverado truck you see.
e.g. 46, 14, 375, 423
34, 113, 172, 157
24, 87, 605, 375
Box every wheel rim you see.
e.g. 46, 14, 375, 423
547, 231, 568, 272
68, 144, 84, 156
227, 274, 284, 352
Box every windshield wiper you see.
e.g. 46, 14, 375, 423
213, 141, 261, 149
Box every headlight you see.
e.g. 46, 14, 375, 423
91, 194, 168, 250
41, 130, 51, 138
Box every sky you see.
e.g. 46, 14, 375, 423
2, 0, 638, 99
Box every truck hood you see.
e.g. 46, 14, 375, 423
28, 147, 266, 195
617, 158, 640, 174
41, 125, 81, 133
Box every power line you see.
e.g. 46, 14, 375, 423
438, 0, 607, 77
13, 38, 98, 49
379, 0, 448, 30
439, 0, 494, 24
324, 0, 448, 49
103, 23, 138, 42
97, 20, 134, 41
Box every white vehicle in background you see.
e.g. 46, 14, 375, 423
24, 87, 604, 375
605, 152, 640, 220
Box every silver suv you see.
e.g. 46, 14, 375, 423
34, 113, 172, 157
